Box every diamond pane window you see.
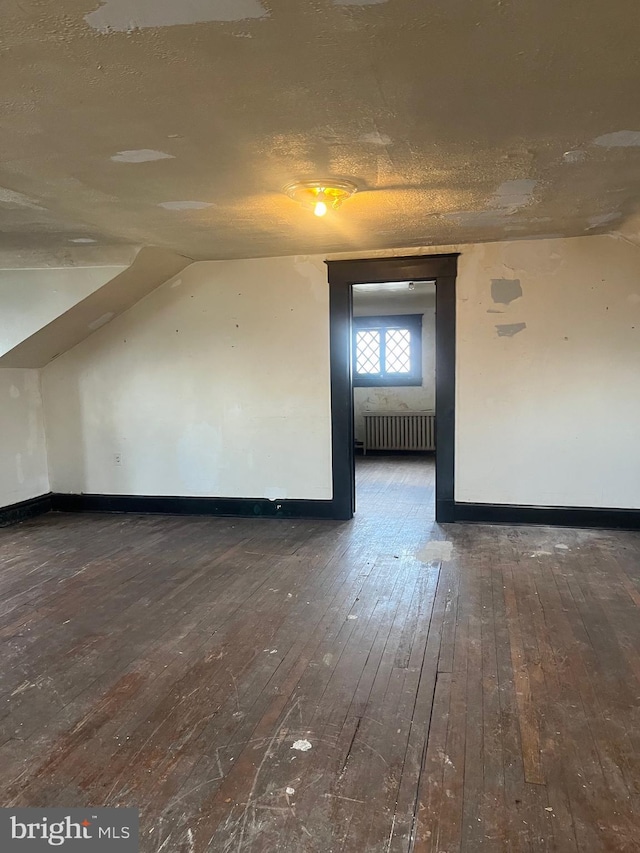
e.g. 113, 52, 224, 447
356, 330, 381, 374
353, 314, 422, 387
385, 329, 411, 373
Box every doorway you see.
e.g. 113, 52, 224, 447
326, 255, 458, 522
352, 280, 436, 520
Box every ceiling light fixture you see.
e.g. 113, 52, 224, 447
283, 179, 357, 217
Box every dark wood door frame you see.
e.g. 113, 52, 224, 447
326, 254, 459, 522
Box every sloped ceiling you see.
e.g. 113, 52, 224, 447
1, 0, 639, 260
0, 248, 191, 367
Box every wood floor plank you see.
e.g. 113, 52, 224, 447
1, 456, 640, 851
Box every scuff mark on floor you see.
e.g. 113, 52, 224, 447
416, 541, 453, 563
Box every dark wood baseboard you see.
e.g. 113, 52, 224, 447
0, 493, 52, 527
439, 500, 640, 531
51, 493, 343, 520
3, 493, 639, 530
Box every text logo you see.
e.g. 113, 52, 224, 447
0, 809, 138, 852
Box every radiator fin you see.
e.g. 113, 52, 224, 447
363, 412, 435, 453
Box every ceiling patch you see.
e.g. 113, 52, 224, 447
443, 210, 511, 227
85, 0, 269, 32
111, 149, 175, 163
158, 201, 214, 210
360, 131, 392, 146
0, 187, 46, 210
446, 179, 537, 227
489, 179, 537, 213
587, 211, 621, 230
593, 131, 640, 148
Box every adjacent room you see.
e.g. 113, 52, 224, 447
352, 280, 436, 521
1, 1, 640, 851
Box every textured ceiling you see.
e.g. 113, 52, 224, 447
1, 0, 640, 261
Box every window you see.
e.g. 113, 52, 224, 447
353, 314, 422, 386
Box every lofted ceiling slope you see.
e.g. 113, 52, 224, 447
1, 0, 640, 261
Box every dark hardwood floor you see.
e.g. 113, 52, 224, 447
1, 456, 640, 851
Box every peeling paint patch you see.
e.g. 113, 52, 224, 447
360, 131, 392, 146
264, 486, 286, 501
291, 739, 313, 752
416, 541, 453, 563
0, 187, 46, 210
70, 237, 97, 243
496, 322, 526, 337
587, 212, 621, 230
491, 278, 522, 305
593, 130, 640, 148
111, 149, 174, 163
489, 179, 537, 213
86, 0, 269, 32
88, 312, 115, 331
445, 180, 535, 227
443, 210, 509, 227
158, 201, 214, 210
563, 149, 586, 163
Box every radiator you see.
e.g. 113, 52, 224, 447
363, 412, 435, 453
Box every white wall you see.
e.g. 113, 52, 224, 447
352, 285, 435, 442
42, 256, 332, 500
0, 265, 127, 356
37, 234, 640, 511
456, 235, 640, 508
0, 369, 49, 507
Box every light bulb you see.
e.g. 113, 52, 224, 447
314, 200, 328, 217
